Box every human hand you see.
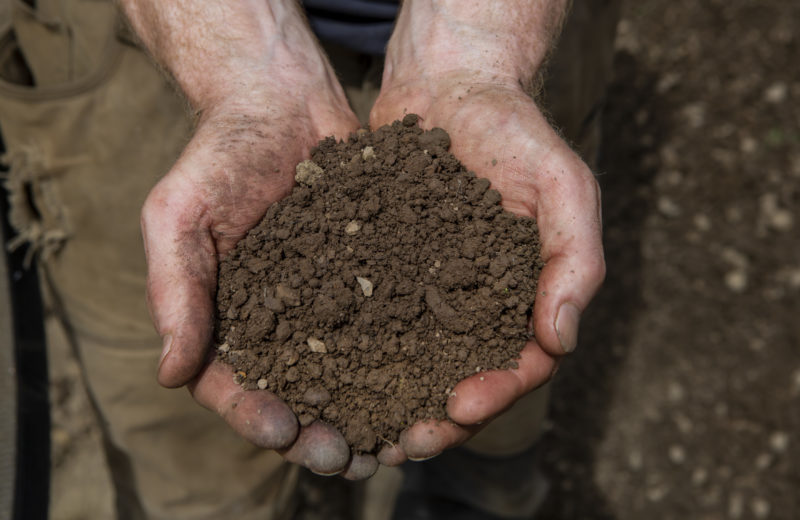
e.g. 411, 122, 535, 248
369, 0, 604, 462
141, 94, 386, 477
122, 0, 383, 478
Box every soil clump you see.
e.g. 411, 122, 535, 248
215, 115, 543, 454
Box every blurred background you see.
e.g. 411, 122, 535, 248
37, 0, 799, 519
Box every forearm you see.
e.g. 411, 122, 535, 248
384, 0, 570, 88
119, 0, 346, 117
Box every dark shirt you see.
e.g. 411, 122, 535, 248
303, 0, 399, 55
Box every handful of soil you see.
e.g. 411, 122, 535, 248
215, 115, 543, 454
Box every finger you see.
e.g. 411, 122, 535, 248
400, 420, 480, 461
340, 453, 379, 481
377, 443, 408, 467
531, 150, 606, 356
447, 340, 556, 425
142, 174, 218, 388
188, 360, 298, 449
279, 421, 350, 476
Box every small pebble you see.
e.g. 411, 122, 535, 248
764, 82, 787, 104
668, 444, 686, 464
755, 452, 772, 470
657, 196, 682, 218
646, 485, 668, 502
752, 497, 771, 519
257, 378, 268, 390
295, 160, 324, 186
361, 146, 376, 161
356, 276, 374, 297
218, 342, 230, 353
768, 431, 789, 453
345, 220, 361, 235
307, 337, 328, 354
693, 213, 712, 231
725, 270, 748, 292
691, 467, 708, 486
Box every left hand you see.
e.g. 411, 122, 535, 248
369, 72, 606, 464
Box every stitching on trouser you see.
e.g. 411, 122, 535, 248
1, 144, 79, 265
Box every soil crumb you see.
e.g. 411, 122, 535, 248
215, 115, 543, 454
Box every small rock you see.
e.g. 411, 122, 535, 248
752, 497, 771, 519
345, 220, 361, 235
691, 467, 708, 486
681, 102, 706, 128
356, 276, 374, 297
693, 213, 712, 232
646, 485, 668, 502
769, 209, 794, 232
657, 196, 682, 218
764, 82, 787, 104
721, 248, 749, 269
755, 452, 772, 470
218, 342, 230, 353
295, 159, 324, 186
740, 135, 758, 154
361, 146, 376, 161
725, 270, 748, 293
257, 378, 268, 390
667, 381, 685, 402
668, 444, 686, 464
768, 431, 789, 453
307, 337, 327, 354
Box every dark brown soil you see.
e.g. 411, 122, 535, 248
214, 115, 543, 453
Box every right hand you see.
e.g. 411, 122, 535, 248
140, 91, 380, 479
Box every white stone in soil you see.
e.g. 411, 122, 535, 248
768, 431, 789, 453
668, 444, 686, 464
307, 337, 327, 353
356, 276, 373, 297
361, 146, 376, 160
725, 270, 748, 293
751, 497, 771, 519
345, 220, 361, 235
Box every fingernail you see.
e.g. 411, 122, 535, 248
555, 303, 580, 353
407, 453, 440, 462
159, 334, 173, 366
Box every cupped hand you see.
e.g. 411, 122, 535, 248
369, 73, 606, 463
140, 94, 380, 477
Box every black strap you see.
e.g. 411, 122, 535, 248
0, 129, 50, 520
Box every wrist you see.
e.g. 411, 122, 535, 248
383, 0, 568, 91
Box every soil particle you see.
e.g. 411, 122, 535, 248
215, 116, 542, 453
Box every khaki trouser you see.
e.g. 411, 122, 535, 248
0, 1, 618, 518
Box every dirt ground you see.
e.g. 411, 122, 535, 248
47, 0, 799, 518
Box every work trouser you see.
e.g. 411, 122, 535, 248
0, 1, 619, 519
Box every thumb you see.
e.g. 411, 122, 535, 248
532, 156, 606, 357
142, 173, 217, 388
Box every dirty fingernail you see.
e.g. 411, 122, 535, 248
159, 334, 173, 365
555, 303, 580, 353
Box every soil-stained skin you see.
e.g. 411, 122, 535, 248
215, 115, 543, 454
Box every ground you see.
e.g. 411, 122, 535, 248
47, 0, 799, 518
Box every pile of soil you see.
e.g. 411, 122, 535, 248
214, 115, 543, 453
